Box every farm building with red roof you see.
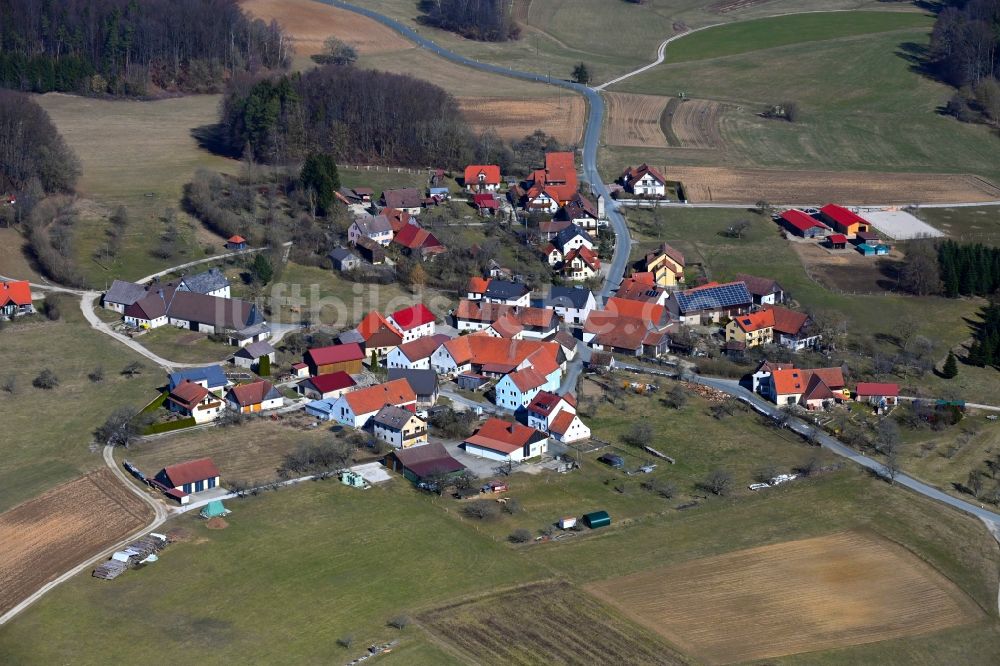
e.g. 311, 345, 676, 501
819, 204, 870, 234
155, 458, 220, 496
779, 210, 830, 238
464, 165, 501, 192
305, 343, 364, 376
297, 371, 357, 400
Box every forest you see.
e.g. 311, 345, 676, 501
0, 91, 79, 194
0, 0, 289, 95
937, 239, 1000, 297
417, 0, 520, 41
931, 0, 1000, 124
219, 65, 476, 167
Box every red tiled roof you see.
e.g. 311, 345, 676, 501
490, 314, 525, 338
623, 163, 667, 185
464, 164, 501, 186
820, 204, 868, 228
771, 367, 845, 395
828, 234, 848, 244
803, 373, 836, 401
549, 409, 577, 435
465, 418, 543, 454
733, 309, 775, 333
0, 280, 32, 307
227, 235, 245, 244
343, 379, 415, 416
382, 207, 413, 233
467, 277, 490, 294
441, 335, 560, 368
307, 371, 356, 394
526, 390, 564, 417
646, 242, 685, 269
472, 193, 499, 208
393, 224, 444, 251
616, 277, 665, 303
564, 246, 601, 270
390, 304, 436, 330
168, 380, 210, 410
855, 382, 899, 397
762, 305, 809, 336
506, 366, 546, 393
162, 457, 219, 486
604, 297, 666, 326
356, 310, 402, 342
396, 333, 450, 362
306, 343, 365, 366
780, 209, 827, 233
454, 300, 554, 329
228, 380, 278, 407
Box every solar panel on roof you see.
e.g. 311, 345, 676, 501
676, 283, 752, 313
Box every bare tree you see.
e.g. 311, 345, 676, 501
508, 528, 532, 543
883, 447, 900, 485
121, 361, 144, 377
968, 469, 984, 499
622, 421, 653, 447
388, 615, 411, 630
95, 406, 145, 448
701, 469, 734, 496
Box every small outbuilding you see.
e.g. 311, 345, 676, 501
826, 234, 848, 249
582, 510, 611, 529
226, 235, 247, 251
200, 500, 230, 519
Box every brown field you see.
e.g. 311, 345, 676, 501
511, 0, 532, 24
790, 241, 904, 295
419, 582, 683, 665
118, 420, 336, 487
459, 96, 585, 144
604, 92, 670, 148
668, 166, 1000, 204
240, 0, 413, 57
0, 469, 152, 616
670, 98, 724, 148
588, 531, 983, 665
709, 0, 777, 13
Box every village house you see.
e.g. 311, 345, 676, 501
383, 207, 415, 234
621, 163, 667, 197
464, 164, 501, 193
296, 371, 357, 400
372, 405, 428, 449
562, 246, 602, 280
735, 274, 785, 305
819, 204, 871, 235
761, 367, 846, 409
226, 380, 283, 413
466, 276, 490, 300
172, 268, 230, 299
854, 382, 900, 410
431, 334, 563, 380
166, 380, 226, 424
583, 296, 671, 357
554, 330, 578, 360
544, 286, 596, 325
328, 247, 361, 272
537, 218, 573, 241
382, 188, 424, 215
558, 192, 602, 235
393, 224, 446, 259
482, 279, 531, 307
763, 305, 820, 350
387, 333, 451, 370
453, 300, 558, 339
463, 418, 549, 462
123, 287, 269, 346
472, 193, 501, 216
168, 366, 228, 393
524, 391, 590, 443
750, 359, 796, 393
725, 309, 775, 348
779, 209, 830, 238
348, 213, 394, 246
338, 186, 374, 205
644, 243, 685, 288
356, 310, 404, 359
0, 280, 32, 318
328, 378, 417, 428
155, 458, 220, 496
671, 281, 752, 325
495, 366, 549, 411
388, 304, 437, 343
616, 274, 668, 306
231, 340, 274, 371
305, 343, 364, 375
103, 279, 148, 313
354, 236, 386, 264
387, 368, 440, 407
386, 442, 466, 485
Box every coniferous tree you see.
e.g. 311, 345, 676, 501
942, 351, 958, 378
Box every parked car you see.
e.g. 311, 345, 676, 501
598, 453, 625, 469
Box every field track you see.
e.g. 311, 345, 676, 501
0, 469, 152, 616
240, 0, 413, 56
604, 92, 670, 148
419, 582, 684, 665
588, 531, 982, 665
459, 96, 585, 144
669, 165, 1000, 204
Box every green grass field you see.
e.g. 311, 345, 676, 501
917, 207, 1000, 247
134, 326, 235, 365
611, 13, 1000, 184
0, 302, 160, 512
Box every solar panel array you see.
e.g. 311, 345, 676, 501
675, 282, 753, 314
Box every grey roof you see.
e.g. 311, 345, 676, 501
353, 214, 393, 236
180, 268, 229, 295
338, 329, 365, 345
387, 368, 439, 396
675, 282, 752, 314
735, 273, 782, 297
484, 279, 530, 301
328, 247, 358, 263
236, 340, 275, 359
235, 322, 271, 341
128, 288, 264, 330
546, 286, 594, 310
554, 224, 590, 251
373, 404, 422, 430
105, 279, 148, 306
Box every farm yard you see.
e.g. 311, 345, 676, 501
419, 582, 682, 665
458, 96, 585, 144
603, 92, 670, 148
588, 531, 983, 665
666, 166, 1000, 205
788, 241, 904, 295
0, 469, 152, 617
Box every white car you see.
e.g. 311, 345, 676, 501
748, 483, 770, 491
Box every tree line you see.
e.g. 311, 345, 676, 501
0, 0, 290, 95
417, 0, 520, 41
931, 0, 1000, 125
937, 239, 1000, 297
0, 91, 79, 194
967, 302, 1000, 368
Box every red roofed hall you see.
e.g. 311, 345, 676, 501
780, 210, 829, 238
819, 204, 870, 234
305, 343, 365, 375
297, 371, 357, 400
463, 417, 549, 462
854, 382, 900, 409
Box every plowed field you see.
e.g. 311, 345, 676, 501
588, 531, 982, 665
604, 92, 670, 148
0, 470, 152, 615
668, 166, 1000, 204
459, 96, 586, 144
420, 582, 683, 665
240, 0, 413, 57
670, 99, 724, 148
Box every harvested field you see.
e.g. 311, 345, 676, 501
669, 98, 724, 148
511, 0, 532, 24
420, 582, 683, 665
240, 0, 413, 57
588, 531, 982, 665
459, 96, 585, 144
668, 166, 1000, 204
709, 0, 777, 13
0, 469, 152, 616
604, 92, 670, 148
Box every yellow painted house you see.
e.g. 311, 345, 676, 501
644, 243, 685, 288
725, 310, 775, 348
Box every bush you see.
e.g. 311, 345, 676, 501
641, 479, 677, 499
463, 500, 501, 521
143, 417, 196, 435
508, 528, 533, 543
33, 368, 59, 389
42, 297, 61, 320
336, 635, 353, 649
2, 375, 16, 394
88, 366, 105, 382
700, 469, 733, 496
501, 498, 522, 515
387, 615, 411, 630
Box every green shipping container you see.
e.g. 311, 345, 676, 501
582, 510, 611, 529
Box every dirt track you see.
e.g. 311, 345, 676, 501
588, 531, 982, 665
459, 96, 586, 144
668, 165, 1000, 204
0, 470, 153, 616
